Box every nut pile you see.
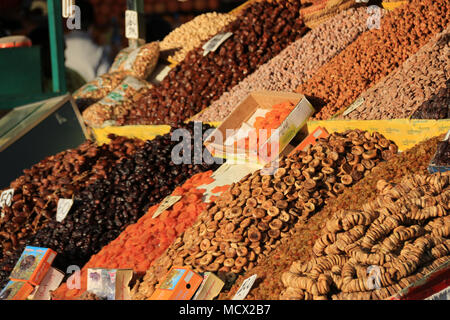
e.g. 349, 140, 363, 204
0, 123, 218, 288
196, 7, 379, 122
160, 12, 237, 63
222, 135, 442, 300
343, 27, 450, 120
130, 0, 308, 125
0, 136, 144, 265
131, 129, 397, 299
296, 0, 449, 120
280, 172, 449, 300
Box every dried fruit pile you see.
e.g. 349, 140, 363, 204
51, 170, 218, 300
343, 27, 450, 120
130, 0, 308, 125
0, 123, 219, 288
0, 136, 144, 269
234, 102, 295, 152
195, 7, 376, 122
221, 135, 442, 300
280, 172, 449, 300
131, 129, 397, 299
296, 0, 449, 120
159, 12, 237, 63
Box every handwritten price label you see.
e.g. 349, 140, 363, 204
56, 199, 74, 222
202, 32, 233, 56
152, 195, 182, 219
232, 274, 257, 300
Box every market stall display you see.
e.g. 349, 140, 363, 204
221, 134, 444, 300
0, 123, 219, 289
343, 27, 450, 120
159, 12, 237, 64
127, 0, 308, 126
0, 0, 448, 303
280, 171, 449, 300
0, 135, 145, 287
131, 129, 397, 299
195, 6, 381, 122
51, 170, 226, 300
296, 0, 449, 120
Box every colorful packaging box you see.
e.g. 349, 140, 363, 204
9, 246, 57, 286
150, 267, 203, 300
0, 281, 34, 300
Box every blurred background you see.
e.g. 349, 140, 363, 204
0, 0, 247, 96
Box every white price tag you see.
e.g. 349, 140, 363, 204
342, 97, 365, 116
0, 189, 14, 209
232, 274, 257, 300
152, 195, 182, 219
125, 10, 139, 39
202, 32, 233, 56
56, 199, 74, 222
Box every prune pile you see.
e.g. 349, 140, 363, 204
131, 0, 308, 125
0, 136, 144, 264
0, 123, 219, 287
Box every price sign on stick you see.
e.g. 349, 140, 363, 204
56, 199, 74, 222
232, 274, 257, 300
125, 10, 139, 39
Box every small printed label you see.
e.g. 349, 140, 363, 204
125, 10, 139, 39
56, 199, 74, 222
232, 274, 257, 300
0, 189, 14, 209
152, 195, 182, 219
203, 32, 233, 56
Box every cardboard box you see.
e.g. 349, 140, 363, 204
204, 91, 315, 164
150, 267, 203, 300
192, 272, 225, 300
0, 280, 34, 300
87, 268, 134, 300
9, 246, 57, 286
